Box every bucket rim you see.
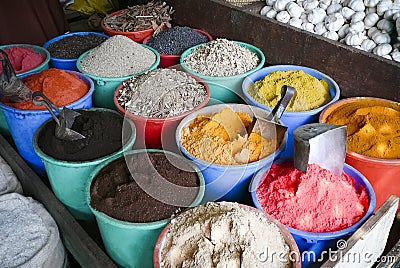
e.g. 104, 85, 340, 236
76, 45, 160, 81
86, 149, 206, 228
32, 108, 136, 165
242, 64, 341, 116
179, 41, 266, 80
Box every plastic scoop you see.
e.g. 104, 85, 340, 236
293, 123, 347, 177
0, 49, 32, 102
32, 91, 86, 141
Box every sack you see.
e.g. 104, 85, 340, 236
0, 155, 22, 195
67, 0, 118, 16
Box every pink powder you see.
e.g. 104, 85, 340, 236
256, 162, 369, 232
0, 47, 45, 74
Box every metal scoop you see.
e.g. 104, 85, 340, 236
0, 49, 32, 102
32, 91, 86, 141
293, 123, 347, 177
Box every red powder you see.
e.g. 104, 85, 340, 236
2, 68, 89, 110
0, 47, 45, 74
256, 162, 369, 232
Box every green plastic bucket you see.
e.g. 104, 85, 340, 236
180, 41, 265, 104
76, 45, 160, 110
86, 149, 205, 268
33, 108, 136, 221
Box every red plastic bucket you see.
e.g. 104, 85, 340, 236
142, 29, 213, 68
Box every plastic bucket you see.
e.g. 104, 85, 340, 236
114, 74, 210, 151
86, 149, 205, 268
154, 203, 302, 268
0, 71, 94, 175
180, 41, 265, 104
101, 9, 154, 43
251, 162, 376, 267
43, 32, 109, 71
33, 108, 136, 220
319, 97, 400, 212
77, 45, 160, 110
142, 29, 213, 68
176, 103, 287, 203
242, 65, 340, 158
0, 44, 50, 137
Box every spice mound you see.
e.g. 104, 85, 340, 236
180, 107, 279, 165
324, 99, 400, 159
247, 70, 331, 112
117, 68, 207, 118
90, 152, 200, 223
146, 26, 208, 55
0, 46, 45, 74
256, 162, 369, 232
79, 35, 156, 78
1, 68, 89, 110
37, 110, 132, 161
47, 34, 107, 59
183, 38, 260, 77
159, 202, 292, 268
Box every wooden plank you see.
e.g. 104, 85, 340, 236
321, 196, 399, 267
168, 0, 400, 102
0, 135, 117, 268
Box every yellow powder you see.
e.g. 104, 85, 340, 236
247, 70, 331, 112
324, 100, 400, 159
180, 108, 278, 165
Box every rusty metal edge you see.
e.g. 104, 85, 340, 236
0, 134, 117, 268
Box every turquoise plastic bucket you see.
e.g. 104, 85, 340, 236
180, 41, 265, 104
33, 108, 136, 220
76, 45, 160, 110
242, 65, 340, 158
176, 103, 287, 204
86, 149, 205, 268
0, 44, 50, 137
43, 32, 109, 71
0, 71, 94, 175
250, 161, 376, 267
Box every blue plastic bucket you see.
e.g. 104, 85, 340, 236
250, 162, 376, 267
43, 32, 109, 71
86, 149, 205, 268
242, 65, 340, 158
176, 103, 287, 203
33, 109, 136, 220
0, 71, 94, 175
180, 41, 265, 104
0, 44, 50, 137
76, 45, 160, 110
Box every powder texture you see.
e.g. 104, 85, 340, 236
0, 46, 45, 74
256, 162, 369, 232
160, 202, 291, 268
324, 99, 400, 159
180, 108, 278, 165
247, 70, 330, 112
2, 68, 89, 110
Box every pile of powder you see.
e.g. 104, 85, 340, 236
256, 162, 369, 232
146, 26, 209, 55
0, 46, 45, 74
117, 68, 207, 118
247, 70, 331, 112
159, 202, 291, 268
2, 68, 89, 110
79, 35, 156, 78
47, 33, 107, 59
183, 38, 260, 77
180, 107, 279, 165
324, 99, 400, 159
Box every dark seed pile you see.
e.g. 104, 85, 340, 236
146, 26, 208, 55
47, 34, 107, 59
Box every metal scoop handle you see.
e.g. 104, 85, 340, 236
32, 91, 61, 126
266, 85, 295, 122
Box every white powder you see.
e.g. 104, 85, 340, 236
160, 202, 292, 268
